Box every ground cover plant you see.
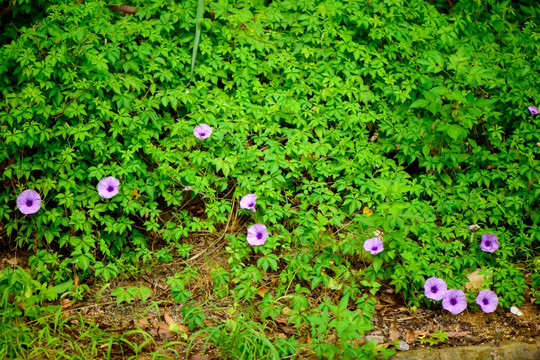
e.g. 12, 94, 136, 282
0, 0, 539, 358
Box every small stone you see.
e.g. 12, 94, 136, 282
465, 268, 492, 291
397, 341, 410, 351
366, 335, 385, 344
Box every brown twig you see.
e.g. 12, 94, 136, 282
0, 0, 16, 18
106, 4, 138, 15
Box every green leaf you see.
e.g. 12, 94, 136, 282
410, 99, 429, 109
190, 0, 205, 81
372, 257, 383, 273
440, 173, 452, 186
422, 144, 430, 158
447, 124, 465, 141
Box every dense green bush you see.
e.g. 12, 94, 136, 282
1, 0, 539, 358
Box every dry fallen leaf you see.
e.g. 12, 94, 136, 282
61, 298, 73, 310
188, 356, 206, 360
282, 307, 293, 316
379, 293, 395, 304
138, 317, 150, 330
74, 273, 80, 290
405, 329, 416, 343
175, 324, 189, 334
447, 331, 468, 338
158, 323, 174, 339
258, 287, 267, 298
326, 335, 337, 343
188, 354, 220, 360
278, 324, 297, 334
164, 310, 175, 326
389, 319, 400, 342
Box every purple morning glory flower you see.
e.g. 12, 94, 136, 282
480, 233, 499, 253
442, 289, 467, 315
476, 289, 498, 313
193, 123, 212, 140
527, 106, 538, 115
240, 194, 257, 213
97, 176, 120, 199
246, 224, 269, 246
424, 277, 448, 301
17, 189, 41, 214
363, 237, 383, 255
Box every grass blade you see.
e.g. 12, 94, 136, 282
190, 0, 205, 83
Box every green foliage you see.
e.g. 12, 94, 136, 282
0, 266, 73, 320
1, 0, 539, 358
110, 285, 152, 305
418, 330, 449, 346
189, 310, 284, 360
0, 304, 160, 359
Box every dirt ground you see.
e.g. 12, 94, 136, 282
367, 294, 539, 350
2, 244, 539, 358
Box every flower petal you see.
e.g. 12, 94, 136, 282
246, 224, 269, 246
442, 289, 467, 315
16, 189, 42, 214
424, 277, 448, 301
194, 123, 213, 139
363, 237, 383, 255
97, 176, 120, 199
476, 289, 498, 313
240, 194, 257, 211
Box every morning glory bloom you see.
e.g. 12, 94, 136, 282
424, 277, 448, 301
480, 233, 499, 253
442, 289, 467, 315
246, 224, 269, 246
240, 194, 257, 213
17, 189, 42, 214
363, 237, 384, 255
193, 123, 212, 140
97, 176, 120, 199
476, 289, 498, 313
527, 106, 538, 115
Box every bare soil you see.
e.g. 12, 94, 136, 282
368, 295, 539, 350
2, 243, 539, 358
